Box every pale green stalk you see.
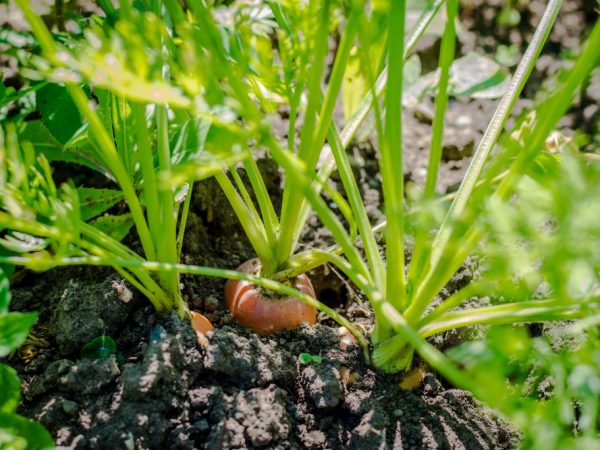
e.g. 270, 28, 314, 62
176, 182, 193, 260
263, 134, 372, 283
242, 156, 280, 244
293, 0, 445, 255
229, 166, 264, 228
406, 0, 459, 293
275, 0, 333, 267
418, 299, 595, 338
133, 104, 161, 245
381, 0, 407, 311
405, 0, 564, 325
423, 0, 458, 198
156, 106, 183, 313
0, 212, 60, 241
326, 127, 386, 288
214, 170, 278, 274
428, 0, 563, 270
113, 95, 133, 177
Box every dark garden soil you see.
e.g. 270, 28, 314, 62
3, 0, 599, 449
8, 245, 516, 450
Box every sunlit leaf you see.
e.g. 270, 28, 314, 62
170, 119, 211, 167
0, 312, 37, 357
0, 412, 54, 450
0, 268, 9, 314
0, 365, 20, 413
89, 214, 134, 242
77, 187, 124, 221
36, 83, 82, 144
20, 121, 107, 174
342, 47, 367, 122
450, 52, 510, 98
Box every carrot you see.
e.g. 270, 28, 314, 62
190, 311, 214, 347
224, 258, 317, 334
190, 311, 214, 334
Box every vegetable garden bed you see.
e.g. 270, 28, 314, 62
1, 0, 599, 449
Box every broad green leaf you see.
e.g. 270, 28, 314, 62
0, 365, 20, 413
94, 88, 113, 140
36, 83, 82, 144
167, 120, 250, 184
63, 125, 111, 175
89, 214, 134, 242
342, 47, 366, 122
20, 121, 107, 174
0, 268, 9, 314
0, 312, 37, 357
404, 54, 422, 86
204, 121, 246, 156
0, 413, 54, 450
19, 120, 61, 151
404, 52, 511, 106
449, 52, 510, 98
170, 119, 211, 167
77, 188, 125, 221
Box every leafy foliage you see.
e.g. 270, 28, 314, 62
0, 268, 53, 449
481, 150, 600, 303
449, 324, 600, 450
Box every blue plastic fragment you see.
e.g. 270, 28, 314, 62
149, 325, 167, 344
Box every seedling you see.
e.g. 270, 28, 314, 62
298, 353, 323, 365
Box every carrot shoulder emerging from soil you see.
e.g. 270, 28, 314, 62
224, 258, 317, 334
190, 311, 214, 334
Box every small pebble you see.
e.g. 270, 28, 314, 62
337, 327, 357, 351
62, 400, 79, 415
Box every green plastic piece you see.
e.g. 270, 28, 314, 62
80, 336, 117, 360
